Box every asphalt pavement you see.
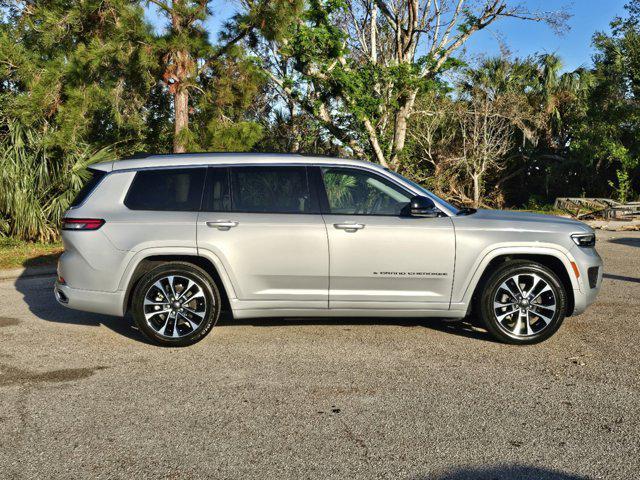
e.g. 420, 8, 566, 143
0, 231, 639, 479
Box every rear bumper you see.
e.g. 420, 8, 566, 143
54, 281, 124, 317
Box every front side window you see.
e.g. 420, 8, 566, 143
321, 167, 412, 215
125, 168, 205, 211
230, 166, 315, 213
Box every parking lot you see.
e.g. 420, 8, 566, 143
0, 230, 639, 479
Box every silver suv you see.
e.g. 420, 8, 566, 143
55, 153, 602, 346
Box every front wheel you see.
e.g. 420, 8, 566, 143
479, 261, 568, 345
131, 262, 221, 347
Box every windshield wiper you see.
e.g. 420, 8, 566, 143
456, 207, 477, 216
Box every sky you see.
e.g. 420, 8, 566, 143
146, 0, 629, 72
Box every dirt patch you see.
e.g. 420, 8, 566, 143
0, 317, 20, 328
0, 364, 108, 387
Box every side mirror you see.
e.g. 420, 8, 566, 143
408, 195, 439, 218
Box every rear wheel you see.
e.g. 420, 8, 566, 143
132, 262, 220, 347
479, 260, 567, 345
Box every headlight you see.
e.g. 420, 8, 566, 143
571, 233, 596, 247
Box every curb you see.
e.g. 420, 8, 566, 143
0, 265, 57, 281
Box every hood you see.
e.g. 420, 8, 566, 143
458, 209, 593, 234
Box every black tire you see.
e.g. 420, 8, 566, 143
131, 262, 221, 347
479, 260, 567, 345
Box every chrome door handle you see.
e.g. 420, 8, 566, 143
206, 220, 239, 230
334, 222, 365, 232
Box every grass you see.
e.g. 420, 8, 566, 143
0, 238, 63, 270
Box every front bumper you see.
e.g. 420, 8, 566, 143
570, 246, 603, 316
54, 281, 125, 317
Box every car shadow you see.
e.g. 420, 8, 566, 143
608, 236, 640, 248
416, 464, 589, 480
15, 259, 496, 345
14, 267, 150, 344
603, 273, 640, 284
218, 314, 497, 343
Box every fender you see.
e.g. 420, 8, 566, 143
117, 246, 238, 300
117, 246, 200, 292
454, 243, 583, 307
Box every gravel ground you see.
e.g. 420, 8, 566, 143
0, 231, 639, 480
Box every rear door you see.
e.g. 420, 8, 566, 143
196, 165, 329, 309
317, 166, 456, 310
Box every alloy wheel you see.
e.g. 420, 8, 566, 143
143, 275, 210, 338
492, 273, 557, 338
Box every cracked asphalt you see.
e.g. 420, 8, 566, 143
0, 231, 639, 479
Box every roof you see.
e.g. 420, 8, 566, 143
91, 152, 380, 173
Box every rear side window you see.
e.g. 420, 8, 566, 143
125, 168, 205, 211
229, 166, 317, 213
70, 169, 106, 208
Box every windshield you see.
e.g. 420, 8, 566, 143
385, 169, 459, 214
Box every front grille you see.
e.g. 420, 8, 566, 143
588, 267, 599, 289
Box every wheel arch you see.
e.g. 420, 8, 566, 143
122, 253, 234, 315
467, 253, 575, 317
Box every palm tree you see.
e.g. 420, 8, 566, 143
0, 122, 111, 242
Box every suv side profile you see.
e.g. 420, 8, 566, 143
55, 153, 603, 346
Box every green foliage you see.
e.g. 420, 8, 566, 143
203, 120, 263, 152
0, 122, 110, 242
0, 0, 157, 156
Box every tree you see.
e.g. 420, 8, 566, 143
0, 0, 156, 155
149, 0, 301, 152
0, 0, 156, 240
569, 0, 640, 200
242, 0, 569, 169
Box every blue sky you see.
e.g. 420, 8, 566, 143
146, 0, 628, 72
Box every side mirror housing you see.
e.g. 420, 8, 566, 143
407, 195, 439, 218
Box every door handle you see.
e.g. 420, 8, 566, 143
206, 220, 239, 230
334, 222, 365, 232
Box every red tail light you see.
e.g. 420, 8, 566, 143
61, 218, 105, 231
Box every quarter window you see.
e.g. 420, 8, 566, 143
229, 166, 316, 213
70, 169, 106, 208
321, 167, 412, 215
125, 168, 205, 211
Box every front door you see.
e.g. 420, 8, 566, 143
318, 166, 455, 310
196, 165, 328, 310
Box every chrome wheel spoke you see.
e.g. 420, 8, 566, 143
532, 285, 553, 302
494, 300, 516, 310
182, 306, 205, 318
532, 309, 554, 325
152, 280, 170, 301
499, 281, 519, 301
496, 308, 518, 322
157, 315, 170, 336
144, 308, 171, 321
178, 312, 200, 330
144, 297, 169, 307
166, 276, 178, 299
177, 279, 196, 300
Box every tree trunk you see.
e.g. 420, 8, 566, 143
389, 89, 418, 169
362, 117, 389, 168
472, 173, 481, 208
173, 86, 188, 153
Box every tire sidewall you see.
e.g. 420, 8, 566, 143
132, 263, 220, 347
480, 262, 567, 345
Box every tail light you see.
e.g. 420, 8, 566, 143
61, 218, 105, 231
